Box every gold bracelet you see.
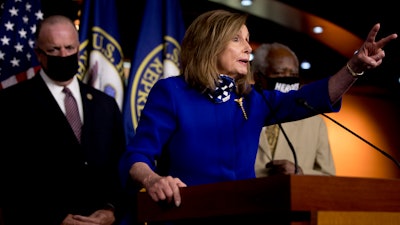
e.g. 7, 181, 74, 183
346, 63, 364, 77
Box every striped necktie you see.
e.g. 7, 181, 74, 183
63, 87, 82, 142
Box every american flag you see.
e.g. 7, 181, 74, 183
0, 0, 44, 90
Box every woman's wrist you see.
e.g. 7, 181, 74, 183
346, 63, 364, 77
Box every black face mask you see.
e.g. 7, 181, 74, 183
265, 77, 300, 93
43, 53, 78, 82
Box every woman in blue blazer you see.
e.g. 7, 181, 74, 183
119, 9, 397, 208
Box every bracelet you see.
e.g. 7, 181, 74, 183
346, 63, 364, 77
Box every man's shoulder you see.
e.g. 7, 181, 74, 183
78, 82, 121, 110
0, 76, 39, 97
79, 82, 114, 98
283, 115, 325, 127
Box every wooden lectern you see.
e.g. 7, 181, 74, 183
137, 175, 400, 224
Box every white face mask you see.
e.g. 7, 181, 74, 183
265, 77, 300, 93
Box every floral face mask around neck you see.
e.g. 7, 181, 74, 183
206, 75, 235, 103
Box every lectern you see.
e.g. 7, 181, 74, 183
137, 175, 400, 224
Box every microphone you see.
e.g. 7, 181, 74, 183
277, 123, 299, 174
255, 86, 299, 174
297, 98, 400, 169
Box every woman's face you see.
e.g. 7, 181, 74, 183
217, 25, 252, 78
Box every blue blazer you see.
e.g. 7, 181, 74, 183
0, 74, 127, 224
120, 75, 340, 188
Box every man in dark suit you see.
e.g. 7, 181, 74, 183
0, 15, 128, 225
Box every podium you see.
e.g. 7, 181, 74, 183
137, 175, 400, 224
137, 175, 400, 225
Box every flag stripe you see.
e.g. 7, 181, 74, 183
0, 0, 43, 89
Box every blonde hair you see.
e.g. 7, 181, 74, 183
181, 10, 253, 95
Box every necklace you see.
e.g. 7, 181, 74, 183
234, 97, 248, 120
